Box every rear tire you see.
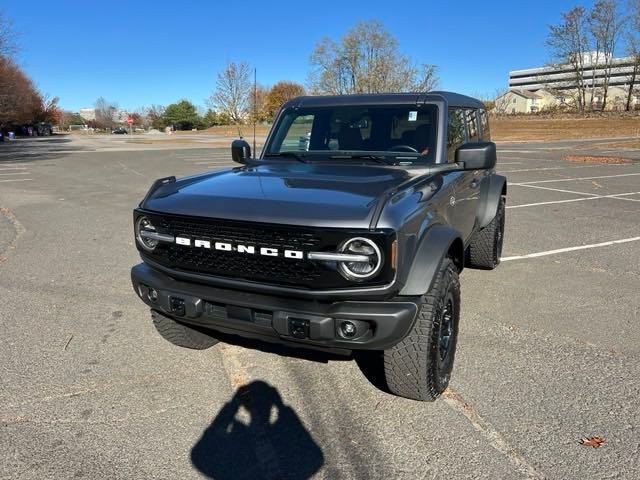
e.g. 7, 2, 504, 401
358, 257, 461, 401
151, 310, 219, 350
467, 196, 505, 270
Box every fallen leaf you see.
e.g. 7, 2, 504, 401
579, 436, 606, 448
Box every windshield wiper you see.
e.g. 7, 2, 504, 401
264, 152, 308, 163
328, 154, 394, 165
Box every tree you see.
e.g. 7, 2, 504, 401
308, 20, 439, 95
0, 56, 41, 126
60, 111, 86, 129
33, 94, 62, 124
209, 61, 252, 124
626, 0, 640, 111
546, 7, 590, 113
264, 81, 305, 120
0, 11, 17, 59
248, 84, 269, 123
94, 97, 118, 129
588, 0, 624, 110
162, 99, 200, 130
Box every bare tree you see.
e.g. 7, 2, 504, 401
209, 61, 252, 124
94, 97, 118, 129
308, 20, 439, 95
0, 11, 18, 58
547, 7, 590, 113
588, 0, 624, 110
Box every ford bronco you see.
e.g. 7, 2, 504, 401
131, 92, 506, 401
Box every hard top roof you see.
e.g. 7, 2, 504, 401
281, 91, 485, 109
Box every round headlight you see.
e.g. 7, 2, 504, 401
135, 216, 158, 252
338, 237, 383, 281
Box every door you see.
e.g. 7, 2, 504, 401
447, 108, 481, 241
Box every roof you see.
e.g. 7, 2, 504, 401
498, 89, 541, 100
282, 91, 485, 109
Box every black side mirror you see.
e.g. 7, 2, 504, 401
455, 142, 497, 170
231, 139, 252, 165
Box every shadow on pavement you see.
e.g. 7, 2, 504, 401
0, 136, 89, 164
191, 380, 324, 480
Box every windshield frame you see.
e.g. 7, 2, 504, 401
262, 103, 444, 165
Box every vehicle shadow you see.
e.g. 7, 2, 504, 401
191, 380, 324, 480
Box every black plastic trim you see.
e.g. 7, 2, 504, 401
132, 262, 419, 351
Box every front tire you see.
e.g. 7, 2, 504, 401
360, 257, 461, 401
467, 196, 505, 270
151, 310, 219, 350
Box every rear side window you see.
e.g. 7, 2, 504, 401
479, 109, 491, 141
447, 108, 466, 162
466, 109, 479, 142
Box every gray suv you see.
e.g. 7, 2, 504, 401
131, 92, 506, 401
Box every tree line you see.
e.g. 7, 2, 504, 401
75, 20, 440, 131
546, 0, 640, 112
0, 13, 61, 131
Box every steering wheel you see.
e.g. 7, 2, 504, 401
387, 145, 418, 153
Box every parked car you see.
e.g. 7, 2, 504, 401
130, 92, 507, 402
112, 127, 128, 134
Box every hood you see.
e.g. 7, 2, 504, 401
142, 162, 416, 228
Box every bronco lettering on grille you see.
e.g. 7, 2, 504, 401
175, 236, 304, 260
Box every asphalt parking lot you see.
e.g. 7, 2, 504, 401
1, 134, 639, 479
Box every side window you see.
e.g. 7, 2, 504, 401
466, 109, 479, 142
447, 108, 466, 162
479, 109, 491, 141
280, 114, 314, 151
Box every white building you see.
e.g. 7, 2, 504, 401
509, 54, 639, 91
79, 108, 96, 121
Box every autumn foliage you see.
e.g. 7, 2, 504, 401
0, 16, 59, 129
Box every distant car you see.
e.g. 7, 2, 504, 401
112, 127, 128, 134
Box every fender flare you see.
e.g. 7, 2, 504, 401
399, 225, 463, 296
477, 174, 507, 229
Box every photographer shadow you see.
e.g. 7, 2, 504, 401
191, 380, 324, 480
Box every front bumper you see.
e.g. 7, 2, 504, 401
131, 263, 420, 352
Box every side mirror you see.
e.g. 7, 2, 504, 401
455, 142, 497, 170
231, 139, 252, 165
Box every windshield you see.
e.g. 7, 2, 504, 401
265, 105, 438, 162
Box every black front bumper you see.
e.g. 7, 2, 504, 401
131, 263, 420, 352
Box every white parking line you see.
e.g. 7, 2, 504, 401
0, 178, 32, 183
497, 162, 522, 165
512, 183, 599, 197
0, 167, 27, 171
507, 191, 640, 208
502, 236, 640, 262
512, 172, 640, 185
501, 164, 625, 174
0, 172, 29, 176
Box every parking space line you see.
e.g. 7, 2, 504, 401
443, 389, 546, 479
501, 164, 625, 174
0, 172, 30, 176
501, 236, 640, 262
513, 172, 640, 185
511, 183, 599, 197
0, 167, 28, 171
507, 191, 640, 208
0, 178, 32, 183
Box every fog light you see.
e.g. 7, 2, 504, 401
147, 288, 158, 303
340, 321, 357, 338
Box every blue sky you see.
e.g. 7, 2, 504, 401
7, 0, 598, 111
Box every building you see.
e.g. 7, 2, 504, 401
494, 89, 543, 114
496, 53, 640, 114
79, 108, 96, 121
509, 53, 638, 91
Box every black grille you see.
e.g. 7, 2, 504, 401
139, 212, 394, 289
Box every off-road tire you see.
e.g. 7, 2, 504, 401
467, 196, 505, 270
151, 310, 219, 350
381, 257, 461, 401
